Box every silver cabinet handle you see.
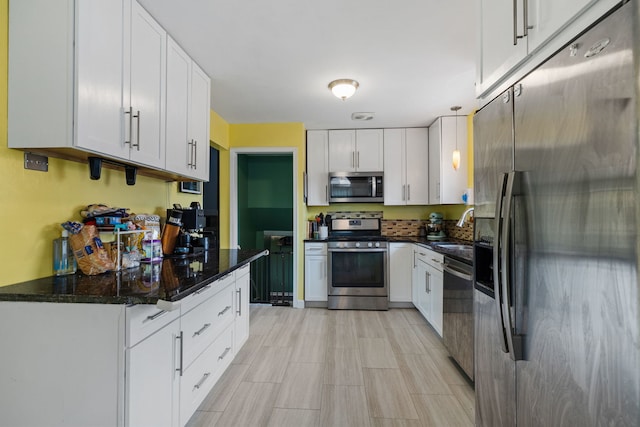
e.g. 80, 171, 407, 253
236, 288, 242, 316
218, 305, 231, 317
187, 140, 194, 167
407, 184, 411, 201
352, 152, 355, 168
124, 107, 133, 146
193, 372, 210, 390
145, 310, 166, 322
194, 284, 211, 295
325, 185, 328, 203
357, 151, 360, 168
513, 0, 529, 44
176, 331, 184, 376
193, 323, 211, 337
218, 346, 231, 361
132, 110, 140, 150
402, 184, 406, 201
193, 140, 198, 169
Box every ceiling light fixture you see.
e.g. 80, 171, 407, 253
451, 106, 462, 171
328, 79, 359, 100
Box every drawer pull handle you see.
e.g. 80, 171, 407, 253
193, 372, 211, 391
218, 305, 231, 316
144, 310, 166, 322
176, 331, 184, 376
194, 284, 212, 295
193, 323, 211, 337
218, 347, 231, 361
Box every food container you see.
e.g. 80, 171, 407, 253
141, 239, 163, 262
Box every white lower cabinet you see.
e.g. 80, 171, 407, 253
304, 242, 328, 303
179, 326, 234, 426
126, 318, 180, 427
0, 266, 253, 427
412, 245, 444, 336
389, 243, 413, 302
234, 264, 251, 350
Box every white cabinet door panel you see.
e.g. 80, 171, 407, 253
129, 1, 166, 168
329, 130, 356, 172
355, 129, 384, 171
405, 128, 429, 205
76, 0, 128, 159
383, 129, 406, 205
307, 130, 330, 205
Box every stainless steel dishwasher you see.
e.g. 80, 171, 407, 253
442, 255, 474, 381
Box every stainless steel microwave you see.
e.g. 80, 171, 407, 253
328, 172, 384, 203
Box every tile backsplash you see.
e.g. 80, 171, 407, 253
381, 219, 473, 241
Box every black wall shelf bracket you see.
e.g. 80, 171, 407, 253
88, 156, 138, 185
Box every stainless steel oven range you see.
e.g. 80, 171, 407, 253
327, 218, 388, 310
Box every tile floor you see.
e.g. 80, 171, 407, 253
186, 306, 474, 427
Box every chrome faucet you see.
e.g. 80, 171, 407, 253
457, 207, 474, 227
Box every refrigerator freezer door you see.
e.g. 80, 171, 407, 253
473, 88, 514, 218
474, 289, 516, 426
513, 3, 639, 426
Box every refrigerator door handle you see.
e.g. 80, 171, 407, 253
494, 172, 509, 353
501, 171, 523, 361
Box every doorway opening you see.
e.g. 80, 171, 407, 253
230, 149, 298, 306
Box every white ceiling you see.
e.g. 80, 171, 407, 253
138, 0, 478, 130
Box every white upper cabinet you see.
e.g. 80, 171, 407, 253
166, 37, 211, 181
306, 130, 330, 206
477, 0, 619, 99
383, 128, 428, 205
328, 129, 383, 172
8, 0, 209, 181
328, 130, 356, 172
355, 129, 384, 172
128, 0, 166, 169
428, 116, 468, 205
405, 128, 430, 205
75, 0, 129, 160
477, 0, 529, 97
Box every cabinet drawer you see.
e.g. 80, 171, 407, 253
414, 246, 444, 271
181, 284, 235, 369
181, 271, 235, 315
235, 263, 250, 279
305, 242, 327, 255
126, 304, 180, 348
180, 326, 234, 426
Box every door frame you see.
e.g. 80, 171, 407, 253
229, 147, 300, 307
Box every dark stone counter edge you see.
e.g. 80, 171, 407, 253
0, 250, 269, 306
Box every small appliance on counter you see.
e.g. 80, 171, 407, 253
426, 212, 446, 240
164, 202, 213, 256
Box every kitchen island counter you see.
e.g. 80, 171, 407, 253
0, 249, 268, 305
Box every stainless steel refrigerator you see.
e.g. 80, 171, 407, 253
473, 2, 640, 426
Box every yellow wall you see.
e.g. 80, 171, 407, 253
0, 1, 200, 286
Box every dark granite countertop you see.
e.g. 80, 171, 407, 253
304, 236, 473, 264
0, 249, 268, 305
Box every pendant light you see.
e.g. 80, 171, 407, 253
451, 106, 462, 171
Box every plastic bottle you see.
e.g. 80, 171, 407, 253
53, 229, 77, 275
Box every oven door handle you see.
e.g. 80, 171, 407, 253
328, 248, 388, 253
443, 263, 472, 281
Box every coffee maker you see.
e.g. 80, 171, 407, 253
166, 202, 210, 254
